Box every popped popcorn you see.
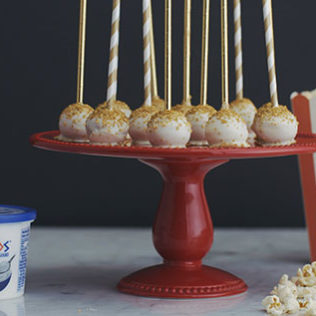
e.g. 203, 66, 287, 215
297, 286, 316, 300
292, 265, 316, 287
306, 299, 316, 315
262, 262, 316, 315
306, 303, 316, 316
271, 275, 297, 300
282, 296, 299, 314
262, 295, 285, 315
298, 297, 313, 311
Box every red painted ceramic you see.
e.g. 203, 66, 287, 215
30, 131, 316, 298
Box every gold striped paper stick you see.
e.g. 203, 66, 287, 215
107, 0, 120, 103
234, 0, 243, 100
262, 0, 279, 107
143, 0, 152, 105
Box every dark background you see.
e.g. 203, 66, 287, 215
0, 0, 315, 227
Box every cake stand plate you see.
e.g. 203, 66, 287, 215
30, 131, 316, 299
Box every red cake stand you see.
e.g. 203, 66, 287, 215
30, 131, 316, 299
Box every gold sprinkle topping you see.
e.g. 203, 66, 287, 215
60, 103, 93, 120
187, 104, 217, 116
148, 110, 191, 130
254, 104, 298, 124
97, 100, 131, 114
230, 98, 257, 112
172, 104, 194, 114
88, 108, 128, 127
152, 97, 166, 111
212, 109, 245, 125
130, 105, 158, 120
261, 102, 273, 109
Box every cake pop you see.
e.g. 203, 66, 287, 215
186, 105, 216, 146
184, 0, 217, 147
206, 0, 248, 148
147, 0, 191, 148
205, 109, 249, 147
148, 110, 191, 148
230, 98, 257, 145
97, 100, 132, 118
100, 0, 131, 120
129, 105, 158, 146
252, 103, 298, 146
86, 107, 129, 145
58, 0, 92, 142
59, 103, 93, 142
253, 0, 298, 146
128, 0, 160, 147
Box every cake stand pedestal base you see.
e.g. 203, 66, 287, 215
117, 158, 247, 298
118, 263, 247, 299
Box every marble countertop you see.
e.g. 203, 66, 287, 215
0, 228, 311, 316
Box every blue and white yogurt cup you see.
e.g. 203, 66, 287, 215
0, 205, 36, 300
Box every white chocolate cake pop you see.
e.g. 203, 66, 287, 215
148, 110, 191, 148
230, 98, 257, 146
98, 100, 132, 118
252, 103, 298, 146
152, 96, 165, 112
86, 108, 129, 145
205, 109, 249, 148
129, 105, 159, 146
186, 105, 217, 146
172, 103, 194, 115
59, 103, 94, 142
230, 98, 257, 129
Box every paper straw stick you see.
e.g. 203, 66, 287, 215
149, 0, 158, 98
143, 0, 152, 105
183, 0, 191, 105
262, 0, 279, 107
234, 0, 243, 100
106, 0, 121, 103
200, 0, 210, 105
76, 0, 88, 104
165, 0, 172, 110
221, 0, 229, 109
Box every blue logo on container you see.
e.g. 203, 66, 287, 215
0, 241, 10, 257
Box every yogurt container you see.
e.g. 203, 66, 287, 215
0, 205, 36, 300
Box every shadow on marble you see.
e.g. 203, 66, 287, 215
264, 252, 309, 265
0, 297, 25, 316
25, 265, 250, 315
116, 292, 248, 315
27, 266, 259, 315
211, 248, 309, 265
26, 265, 129, 295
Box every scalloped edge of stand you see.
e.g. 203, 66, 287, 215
118, 279, 247, 298
117, 264, 248, 299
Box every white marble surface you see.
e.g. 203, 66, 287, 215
0, 228, 311, 316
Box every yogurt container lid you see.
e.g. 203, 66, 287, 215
0, 205, 37, 223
